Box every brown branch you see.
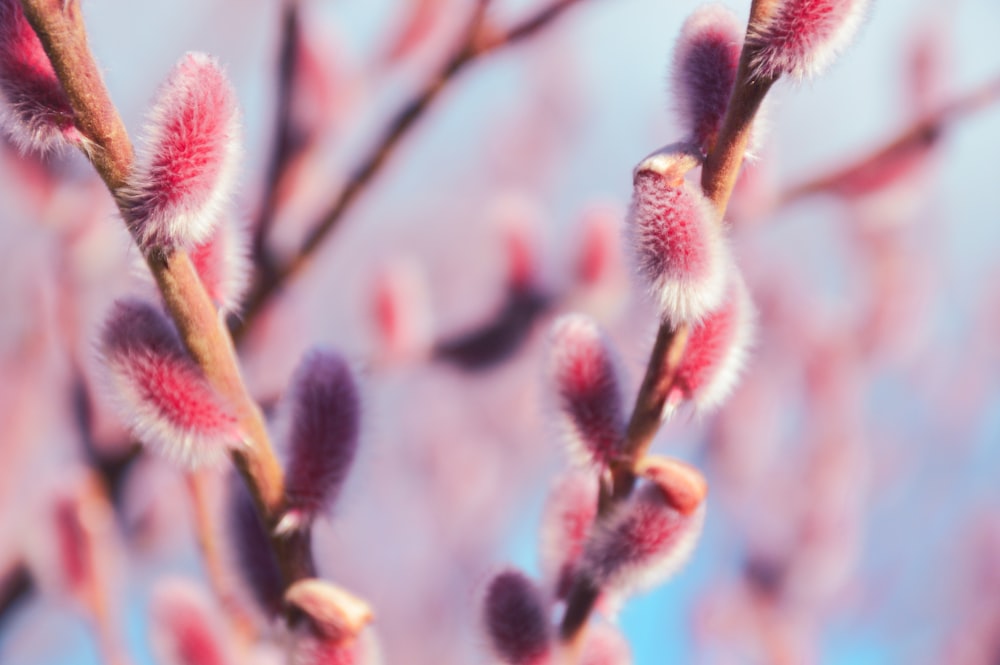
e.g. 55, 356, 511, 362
234, 0, 590, 339
19, 0, 313, 596
559, 0, 778, 643
779, 73, 1000, 205
251, 0, 301, 285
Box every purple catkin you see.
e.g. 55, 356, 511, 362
747, 0, 869, 81
671, 5, 744, 152
581, 484, 705, 599
279, 349, 360, 533
0, 0, 81, 152
100, 299, 240, 468
483, 570, 552, 665
122, 52, 241, 250
548, 315, 626, 468
227, 478, 284, 616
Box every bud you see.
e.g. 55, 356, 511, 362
628, 147, 728, 325
228, 478, 284, 616
371, 257, 433, 362
285, 579, 373, 641
667, 271, 754, 415
539, 472, 598, 599
671, 5, 744, 152
278, 349, 360, 533
747, 0, 869, 81
548, 315, 626, 468
151, 578, 235, 665
483, 570, 552, 665
581, 483, 705, 598
0, 0, 82, 152
189, 214, 250, 314
580, 622, 632, 665
122, 52, 241, 250
100, 299, 241, 468
635, 455, 709, 517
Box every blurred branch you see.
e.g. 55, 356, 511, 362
251, 0, 301, 287
779, 73, 1000, 204
19, 0, 314, 605
234, 0, 590, 338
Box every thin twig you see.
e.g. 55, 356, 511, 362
251, 0, 301, 286
779, 74, 1000, 205
19, 0, 313, 595
234, 0, 589, 338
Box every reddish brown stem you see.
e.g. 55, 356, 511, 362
233, 0, 589, 339
559, 0, 779, 644
20, 0, 313, 593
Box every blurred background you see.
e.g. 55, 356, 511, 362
1, 0, 1000, 663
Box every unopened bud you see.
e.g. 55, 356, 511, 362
581, 483, 705, 598
628, 148, 728, 325
0, 0, 82, 152
483, 570, 552, 665
285, 579, 373, 641
635, 455, 708, 516
548, 315, 626, 468
122, 52, 241, 250
278, 349, 360, 533
672, 5, 744, 152
151, 578, 235, 665
667, 271, 754, 415
747, 0, 869, 81
100, 299, 241, 468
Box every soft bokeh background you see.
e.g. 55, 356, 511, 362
1, 0, 1000, 663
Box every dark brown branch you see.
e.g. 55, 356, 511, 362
233, 0, 590, 339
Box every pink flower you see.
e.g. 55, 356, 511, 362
278, 349, 361, 533
548, 315, 626, 468
0, 0, 81, 152
667, 271, 755, 415
483, 570, 552, 665
123, 52, 241, 250
100, 299, 241, 468
628, 149, 729, 325
671, 5, 744, 152
747, 0, 869, 81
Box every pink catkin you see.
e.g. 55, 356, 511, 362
548, 315, 626, 468
483, 570, 552, 665
280, 349, 360, 533
123, 52, 241, 250
580, 622, 632, 665
628, 170, 728, 325
539, 472, 599, 599
290, 630, 380, 665
668, 271, 754, 415
671, 5, 744, 152
100, 299, 241, 468
581, 484, 705, 598
371, 258, 433, 361
151, 579, 235, 665
748, 0, 868, 81
188, 214, 250, 314
0, 0, 81, 151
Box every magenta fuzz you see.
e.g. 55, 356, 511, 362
748, 0, 868, 81
122, 52, 241, 250
100, 299, 241, 468
0, 0, 81, 151
671, 5, 744, 152
548, 315, 626, 468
